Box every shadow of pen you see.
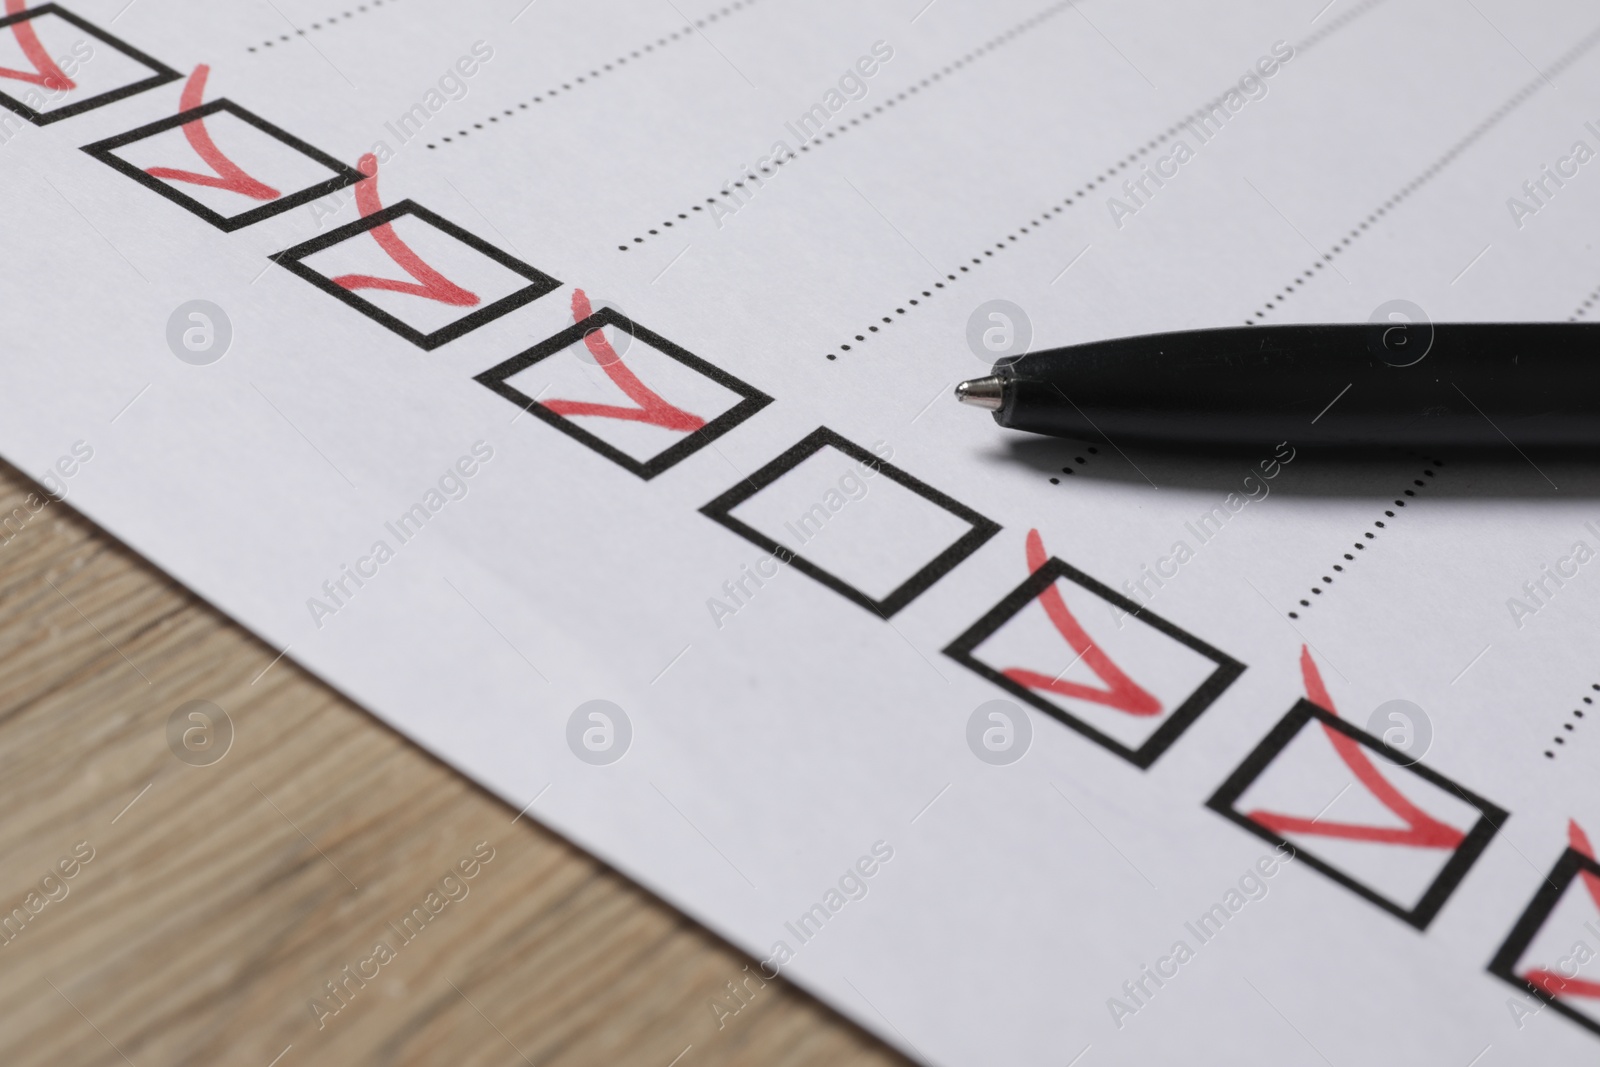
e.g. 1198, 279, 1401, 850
993, 434, 1600, 500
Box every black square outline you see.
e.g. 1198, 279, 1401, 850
1488, 847, 1600, 1039
474, 308, 773, 480
698, 427, 1001, 618
942, 558, 1244, 769
80, 100, 364, 232
270, 200, 560, 350
0, 4, 178, 126
1206, 698, 1507, 931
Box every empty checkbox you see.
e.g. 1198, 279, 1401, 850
700, 427, 1000, 617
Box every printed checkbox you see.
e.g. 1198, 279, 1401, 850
82, 94, 363, 232
1207, 698, 1505, 930
475, 300, 773, 480
0, 4, 177, 126
273, 194, 559, 350
943, 534, 1243, 768
1489, 835, 1600, 1039
699, 427, 1001, 617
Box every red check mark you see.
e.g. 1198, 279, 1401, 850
1572, 821, 1600, 906
143, 66, 280, 201
0, 0, 73, 91
539, 289, 706, 432
999, 529, 1161, 715
1525, 820, 1600, 999
329, 153, 478, 307
1247, 648, 1464, 849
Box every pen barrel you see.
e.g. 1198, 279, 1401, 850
996, 323, 1600, 447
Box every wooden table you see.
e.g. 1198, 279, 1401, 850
0, 459, 907, 1067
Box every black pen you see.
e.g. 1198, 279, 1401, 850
954, 322, 1599, 447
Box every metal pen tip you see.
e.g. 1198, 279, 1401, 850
954, 376, 1004, 411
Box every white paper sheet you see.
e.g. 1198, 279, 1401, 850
4, 0, 1600, 1061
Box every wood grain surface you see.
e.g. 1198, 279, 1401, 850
0, 458, 908, 1067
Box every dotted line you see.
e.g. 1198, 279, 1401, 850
1286, 458, 1441, 620
247, 1, 395, 52
425, 2, 758, 150
1545, 684, 1594, 759
819, 0, 1387, 360
1245, 18, 1600, 325
1569, 281, 1600, 320
1296, 0, 1388, 51
821, 96, 1239, 361
618, 2, 1074, 252
1048, 446, 1100, 485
